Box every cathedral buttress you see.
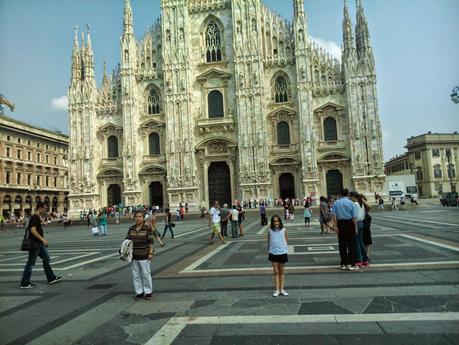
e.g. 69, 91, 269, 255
120, 0, 141, 205
68, 28, 99, 216
161, 0, 198, 207
292, 0, 317, 197
232, 0, 271, 201
343, 0, 384, 193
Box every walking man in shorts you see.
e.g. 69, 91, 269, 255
208, 201, 226, 244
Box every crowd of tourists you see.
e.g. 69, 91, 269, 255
19, 189, 377, 299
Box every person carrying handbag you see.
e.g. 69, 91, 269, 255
20, 202, 62, 288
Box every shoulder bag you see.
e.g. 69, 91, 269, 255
21, 226, 33, 251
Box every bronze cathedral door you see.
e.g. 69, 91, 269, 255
208, 162, 231, 207
326, 170, 343, 197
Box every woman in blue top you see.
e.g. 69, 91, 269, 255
268, 215, 289, 297
98, 210, 108, 236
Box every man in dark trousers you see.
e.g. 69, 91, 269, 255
20, 202, 62, 288
332, 189, 359, 271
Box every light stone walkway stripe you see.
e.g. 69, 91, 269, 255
59, 253, 119, 270
0, 249, 120, 253
0, 252, 97, 266
180, 242, 230, 273
146, 313, 459, 345
182, 260, 459, 274
0, 254, 29, 262
0, 253, 119, 272
375, 215, 458, 226
257, 224, 269, 235
174, 226, 208, 238
399, 234, 459, 252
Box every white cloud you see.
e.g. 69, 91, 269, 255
49, 96, 68, 111
311, 36, 342, 61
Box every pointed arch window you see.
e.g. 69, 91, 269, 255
205, 22, 222, 62
277, 121, 291, 146
208, 90, 224, 118
323, 117, 337, 141
274, 76, 288, 103
149, 132, 160, 155
147, 88, 160, 114
107, 136, 119, 158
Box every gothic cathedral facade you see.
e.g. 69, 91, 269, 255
68, 0, 385, 214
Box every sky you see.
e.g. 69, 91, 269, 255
0, 0, 458, 161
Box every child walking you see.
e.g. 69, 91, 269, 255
268, 215, 289, 297
303, 201, 312, 228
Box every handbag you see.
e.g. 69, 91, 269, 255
21, 227, 33, 251
323, 212, 332, 223
91, 226, 99, 235
170, 222, 176, 227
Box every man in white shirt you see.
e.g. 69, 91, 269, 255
208, 200, 226, 244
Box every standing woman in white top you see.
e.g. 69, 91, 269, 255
268, 215, 289, 297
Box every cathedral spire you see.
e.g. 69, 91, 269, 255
71, 26, 81, 85
84, 26, 95, 80
293, 0, 305, 18
342, 0, 356, 62
102, 60, 110, 87
355, 0, 373, 60
123, 0, 134, 36
72, 26, 79, 55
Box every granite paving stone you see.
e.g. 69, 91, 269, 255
171, 336, 213, 345
298, 301, 353, 314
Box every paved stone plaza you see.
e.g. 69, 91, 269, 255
0, 204, 458, 345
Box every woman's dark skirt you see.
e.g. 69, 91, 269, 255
268, 253, 288, 263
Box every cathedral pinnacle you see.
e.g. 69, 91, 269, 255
86, 25, 93, 54
342, 0, 356, 61
71, 26, 81, 85
73, 26, 79, 52
355, 0, 373, 60
293, 0, 305, 18
123, 0, 134, 36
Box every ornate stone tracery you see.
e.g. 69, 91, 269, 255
67, 0, 385, 216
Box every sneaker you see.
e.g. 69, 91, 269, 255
135, 293, 144, 300
348, 265, 360, 271
49, 276, 63, 285
20, 283, 36, 289
355, 262, 363, 267
362, 261, 370, 267
272, 290, 280, 297
280, 290, 289, 296
145, 293, 153, 300
339, 265, 348, 270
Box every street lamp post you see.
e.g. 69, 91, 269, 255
445, 149, 454, 193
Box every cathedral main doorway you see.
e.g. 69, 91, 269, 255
279, 173, 295, 199
208, 162, 231, 207
107, 184, 121, 206
326, 170, 343, 197
149, 181, 163, 207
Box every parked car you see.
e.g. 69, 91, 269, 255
440, 192, 458, 206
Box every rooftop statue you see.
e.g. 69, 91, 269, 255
0, 94, 15, 114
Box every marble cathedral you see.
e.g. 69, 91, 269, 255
68, 0, 385, 215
